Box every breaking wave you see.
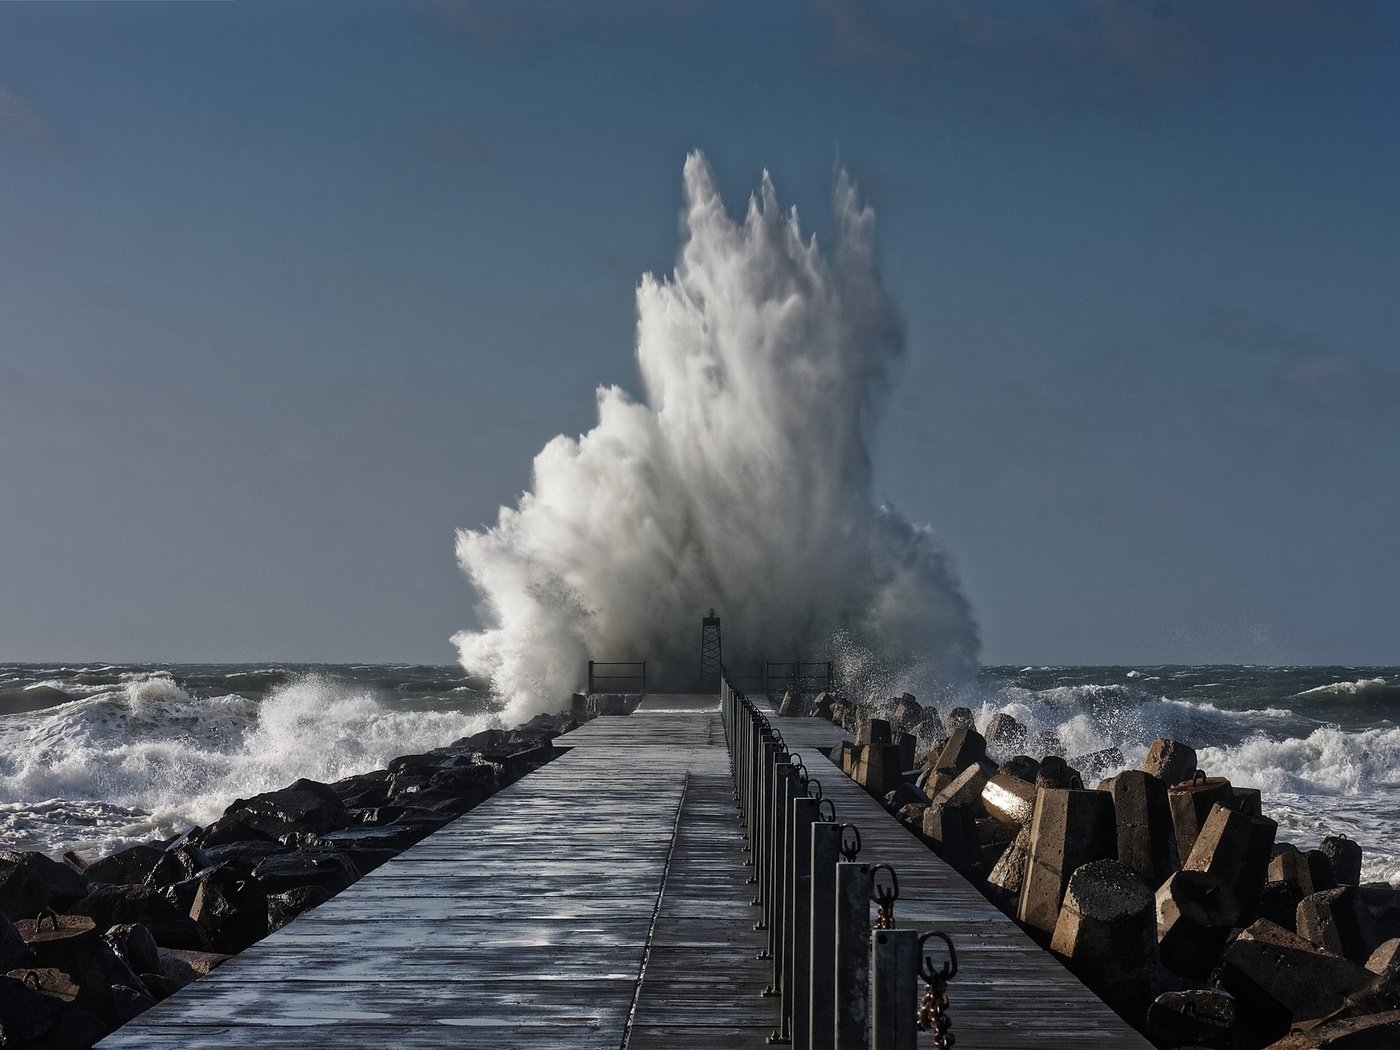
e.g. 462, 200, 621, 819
454, 153, 979, 720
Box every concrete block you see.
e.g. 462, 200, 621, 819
932, 727, 985, 776
1184, 802, 1277, 919
1145, 989, 1234, 1050
999, 755, 1041, 782
946, 707, 974, 730
929, 762, 988, 814
1017, 787, 1117, 936
1031, 729, 1065, 758
922, 802, 979, 874
1035, 755, 1083, 790
897, 732, 916, 773
1366, 937, 1400, 977
982, 771, 1037, 827
1156, 870, 1241, 980
1296, 887, 1381, 964
1169, 775, 1236, 863
857, 718, 892, 746
1319, 835, 1363, 887
1070, 747, 1124, 782
1141, 738, 1198, 786
1232, 786, 1263, 817
986, 825, 1032, 912
1306, 849, 1338, 893
1111, 769, 1178, 886
1050, 859, 1157, 1022
1259, 1010, 1400, 1050
854, 743, 903, 797
1258, 880, 1307, 932
1216, 919, 1374, 1040
1270, 843, 1318, 897
983, 712, 1027, 754
839, 741, 859, 775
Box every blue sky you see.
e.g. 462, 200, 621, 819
1, 0, 1396, 665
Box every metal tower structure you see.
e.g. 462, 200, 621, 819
699, 609, 722, 690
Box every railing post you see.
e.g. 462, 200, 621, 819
834, 862, 873, 1050
809, 822, 841, 1050
784, 793, 820, 1047
870, 930, 919, 1050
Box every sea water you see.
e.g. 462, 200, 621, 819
1, 662, 1396, 885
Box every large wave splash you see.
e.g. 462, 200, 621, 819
454, 153, 979, 718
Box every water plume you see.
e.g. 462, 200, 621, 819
454, 153, 979, 717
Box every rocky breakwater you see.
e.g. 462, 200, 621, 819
782, 689, 1400, 1050
0, 708, 583, 1049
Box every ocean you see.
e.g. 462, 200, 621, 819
1, 662, 1397, 884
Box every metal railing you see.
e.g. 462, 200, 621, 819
720, 667, 956, 1049
586, 660, 646, 694
763, 660, 835, 695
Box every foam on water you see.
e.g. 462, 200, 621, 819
0, 671, 497, 857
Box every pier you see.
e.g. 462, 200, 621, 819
97, 689, 1151, 1049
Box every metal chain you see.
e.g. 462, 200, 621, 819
917, 979, 954, 1049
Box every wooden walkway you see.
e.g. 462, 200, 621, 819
98, 694, 1151, 1049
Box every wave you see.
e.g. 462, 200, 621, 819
0, 672, 499, 857
1294, 676, 1396, 700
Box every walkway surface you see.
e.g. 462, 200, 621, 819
98, 694, 1151, 1049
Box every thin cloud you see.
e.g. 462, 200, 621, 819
422, 0, 702, 48
0, 80, 75, 156
812, 0, 1379, 104
419, 123, 491, 164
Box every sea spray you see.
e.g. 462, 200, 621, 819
454, 153, 979, 716
0, 669, 496, 856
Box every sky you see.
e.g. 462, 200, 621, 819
0, 0, 1396, 667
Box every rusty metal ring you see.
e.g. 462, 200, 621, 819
919, 930, 958, 983
35, 907, 60, 932
1069, 774, 1084, 790
20, 970, 40, 990
1192, 769, 1207, 785
839, 823, 862, 861
871, 863, 900, 905
817, 798, 837, 823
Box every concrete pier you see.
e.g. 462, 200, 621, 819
97, 693, 1150, 1049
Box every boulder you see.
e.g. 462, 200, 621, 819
223, 778, 349, 838
1184, 803, 1277, 919
0, 852, 88, 920
1141, 739, 1199, 787
147, 842, 213, 888
0, 972, 86, 1046
0, 916, 31, 972
1258, 880, 1308, 932
1156, 870, 1240, 980
81, 843, 166, 887
1258, 1010, 1400, 1049
1216, 919, 1374, 1041
1050, 859, 1156, 1022
267, 885, 333, 933
156, 947, 233, 991
193, 814, 282, 850
251, 850, 359, 896
111, 980, 156, 1024
1146, 989, 1234, 1049
190, 865, 268, 954
103, 923, 161, 978
1296, 887, 1380, 964
70, 884, 211, 951
1018, 787, 1117, 937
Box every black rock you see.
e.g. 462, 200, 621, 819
147, 843, 213, 888
0, 916, 31, 971
0, 851, 90, 921
103, 923, 161, 978
190, 864, 268, 954
192, 815, 281, 850
82, 844, 166, 888
223, 779, 349, 838
70, 885, 211, 952
111, 981, 156, 1024
252, 851, 359, 896
267, 885, 333, 932
0, 973, 76, 1046
203, 840, 292, 872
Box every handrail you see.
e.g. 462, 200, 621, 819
586, 660, 646, 694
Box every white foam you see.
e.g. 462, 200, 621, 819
1294, 676, 1390, 698
0, 673, 497, 857
454, 154, 979, 721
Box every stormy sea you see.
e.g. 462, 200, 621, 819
2, 662, 1397, 884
